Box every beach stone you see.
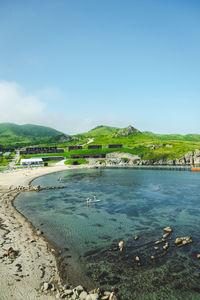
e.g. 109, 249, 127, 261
63, 284, 70, 290
43, 282, 51, 291
86, 294, 99, 300
79, 291, 88, 300
36, 230, 42, 236
134, 235, 139, 240
104, 292, 111, 296
101, 296, 109, 300
64, 289, 73, 296
56, 292, 61, 298
197, 254, 200, 259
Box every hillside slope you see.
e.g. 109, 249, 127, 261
0, 123, 67, 147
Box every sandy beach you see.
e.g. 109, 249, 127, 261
0, 165, 91, 300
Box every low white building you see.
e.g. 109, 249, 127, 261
20, 158, 44, 166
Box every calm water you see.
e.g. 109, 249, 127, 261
15, 169, 200, 299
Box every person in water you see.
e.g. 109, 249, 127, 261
94, 195, 96, 201
119, 240, 124, 252
109, 288, 116, 300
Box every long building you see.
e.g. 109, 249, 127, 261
87, 145, 102, 149
70, 154, 106, 159
68, 146, 83, 151
108, 144, 123, 148
20, 147, 64, 155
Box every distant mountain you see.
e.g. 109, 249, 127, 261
0, 123, 69, 147
144, 131, 200, 142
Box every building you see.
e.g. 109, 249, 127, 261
20, 158, 44, 166
87, 145, 102, 149
20, 147, 64, 155
68, 146, 83, 151
108, 144, 123, 149
70, 154, 106, 159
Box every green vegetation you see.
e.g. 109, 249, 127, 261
1, 123, 200, 163
65, 159, 89, 165
0, 123, 68, 147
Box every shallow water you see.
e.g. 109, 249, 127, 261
15, 168, 200, 299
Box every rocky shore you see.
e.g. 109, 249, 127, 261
91, 149, 200, 167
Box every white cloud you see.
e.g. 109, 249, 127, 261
0, 80, 127, 135
0, 81, 45, 124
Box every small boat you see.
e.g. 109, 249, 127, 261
191, 167, 200, 172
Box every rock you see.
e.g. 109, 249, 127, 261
79, 291, 88, 300
197, 254, 200, 259
151, 256, 155, 260
86, 294, 99, 300
163, 242, 169, 250
154, 247, 159, 250
74, 285, 84, 293
64, 289, 73, 296
135, 256, 140, 261
164, 227, 172, 233
101, 296, 109, 300
104, 292, 111, 296
56, 292, 61, 298
163, 233, 170, 239
43, 282, 51, 291
174, 237, 192, 247
36, 230, 43, 236
113, 125, 141, 137
134, 235, 139, 240
155, 240, 161, 245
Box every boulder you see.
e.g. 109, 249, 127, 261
164, 227, 172, 233
174, 237, 192, 247
43, 282, 51, 291
86, 294, 99, 300
80, 291, 88, 300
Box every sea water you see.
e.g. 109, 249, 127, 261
14, 168, 200, 299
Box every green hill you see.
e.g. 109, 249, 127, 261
78, 125, 119, 137
0, 123, 67, 147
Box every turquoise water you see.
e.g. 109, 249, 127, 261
14, 169, 200, 299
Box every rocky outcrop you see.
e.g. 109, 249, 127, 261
91, 149, 200, 167
113, 125, 141, 137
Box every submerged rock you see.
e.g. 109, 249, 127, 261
163, 227, 172, 233
174, 237, 192, 247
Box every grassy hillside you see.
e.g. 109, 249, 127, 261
65, 126, 200, 161
1, 123, 200, 162
0, 123, 66, 147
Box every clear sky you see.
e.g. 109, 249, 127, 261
0, 0, 200, 134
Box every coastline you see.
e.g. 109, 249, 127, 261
0, 165, 94, 300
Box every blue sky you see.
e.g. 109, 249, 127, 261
0, 0, 200, 134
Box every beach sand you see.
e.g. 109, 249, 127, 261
0, 165, 91, 300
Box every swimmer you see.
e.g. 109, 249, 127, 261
118, 240, 124, 253
109, 288, 115, 300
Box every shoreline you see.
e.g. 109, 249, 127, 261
0, 165, 95, 300
0, 164, 196, 299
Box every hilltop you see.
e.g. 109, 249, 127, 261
0, 123, 70, 147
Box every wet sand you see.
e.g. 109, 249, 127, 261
0, 165, 92, 299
